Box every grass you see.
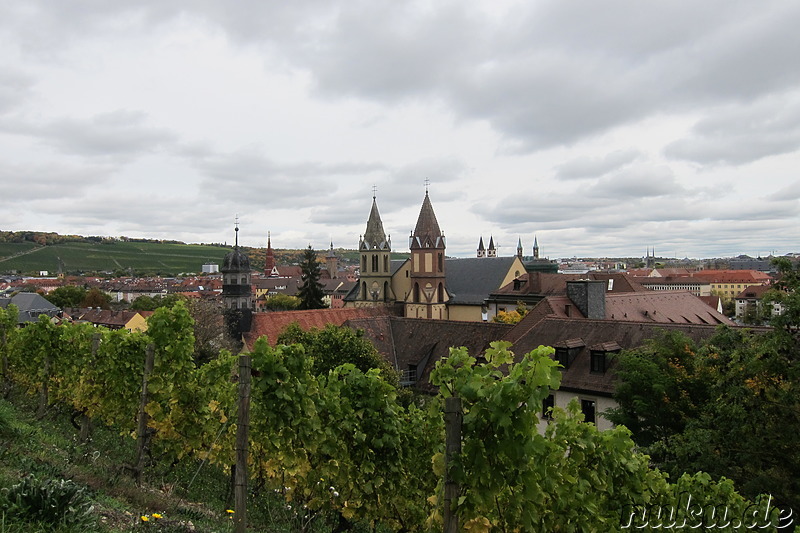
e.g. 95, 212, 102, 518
0, 392, 357, 533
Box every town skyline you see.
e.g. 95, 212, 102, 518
1, 2, 799, 259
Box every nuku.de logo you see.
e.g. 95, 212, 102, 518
620, 493, 794, 529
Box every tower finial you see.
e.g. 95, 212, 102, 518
424, 177, 430, 194
372, 184, 377, 199
234, 214, 239, 248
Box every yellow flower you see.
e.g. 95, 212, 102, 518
141, 515, 149, 522
152, 513, 162, 519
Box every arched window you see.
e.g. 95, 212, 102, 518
437, 283, 444, 303
438, 253, 443, 272
362, 255, 366, 272
362, 281, 367, 300
372, 255, 378, 272
384, 256, 389, 272
413, 283, 420, 303
384, 281, 390, 301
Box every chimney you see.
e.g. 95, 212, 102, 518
566, 280, 606, 320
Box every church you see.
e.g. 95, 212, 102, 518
343, 190, 526, 322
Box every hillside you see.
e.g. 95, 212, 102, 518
0, 234, 406, 276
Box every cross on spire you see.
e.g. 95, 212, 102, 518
372, 184, 378, 199
424, 177, 430, 193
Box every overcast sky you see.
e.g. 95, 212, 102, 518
1, 1, 799, 259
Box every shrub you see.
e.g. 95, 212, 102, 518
0, 475, 95, 528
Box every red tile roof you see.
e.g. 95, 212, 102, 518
244, 306, 401, 348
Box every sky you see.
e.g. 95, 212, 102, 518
1, 1, 799, 260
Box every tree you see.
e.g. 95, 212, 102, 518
130, 293, 185, 311
296, 246, 326, 310
276, 322, 398, 385
45, 285, 86, 308
609, 260, 800, 513
263, 293, 300, 311
81, 287, 111, 309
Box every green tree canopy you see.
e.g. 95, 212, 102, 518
263, 293, 300, 311
608, 259, 800, 511
44, 285, 87, 308
296, 246, 326, 310
276, 322, 398, 385
130, 294, 185, 311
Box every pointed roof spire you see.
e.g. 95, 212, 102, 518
362, 194, 390, 250
411, 190, 444, 249
478, 236, 485, 251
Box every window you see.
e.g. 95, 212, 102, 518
581, 399, 596, 424
372, 255, 378, 272
542, 394, 555, 419
384, 256, 389, 272
362, 255, 366, 272
555, 348, 570, 368
590, 351, 606, 373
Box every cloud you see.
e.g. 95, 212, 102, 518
554, 149, 642, 180
0, 161, 112, 204
664, 93, 800, 165
3, 110, 178, 161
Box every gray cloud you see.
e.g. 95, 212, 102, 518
555, 149, 642, 180
0, 161, 112, 204
664, 94, 800, 165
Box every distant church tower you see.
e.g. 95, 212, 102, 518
517, 237, 523, 259
487, 236, 497, 258
326, 242, 338, 279
264, 232, 279, 277
533, 235, 539, 259
222, 220, 252, 337
477, 237, 486, 258
406, 188, 448, 320
357, 193, 394, 305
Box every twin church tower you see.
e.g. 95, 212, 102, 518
353, 190, 448, 319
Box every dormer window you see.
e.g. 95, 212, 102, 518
590, 351, 606, 373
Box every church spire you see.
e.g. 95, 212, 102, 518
361, 196, 390, 251
477, 236, 486, 258
517, 237, 523, 259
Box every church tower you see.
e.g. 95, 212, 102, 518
264, 232, 279, 277
357, 194, 394, 305
326, 242, 338, 279
221, 220, 253, 337
533, 235, 540, 259
487, 236, 497, 257
477, 237, 486, 258
406, 189, 448, 319
517, 237, 523, 259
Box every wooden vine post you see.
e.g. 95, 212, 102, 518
444, 395, 462, 533
79, 333, 101, 442
234, 354, 251, 533
134, 343, 155, 485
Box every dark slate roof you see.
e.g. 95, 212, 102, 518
504, 317, 729, 396
344, 316, 514, 393
222, 247, 250, 272
444, 256, 521, 305
0, 293, 60, 323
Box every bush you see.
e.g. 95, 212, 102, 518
0, 475, 95, 528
